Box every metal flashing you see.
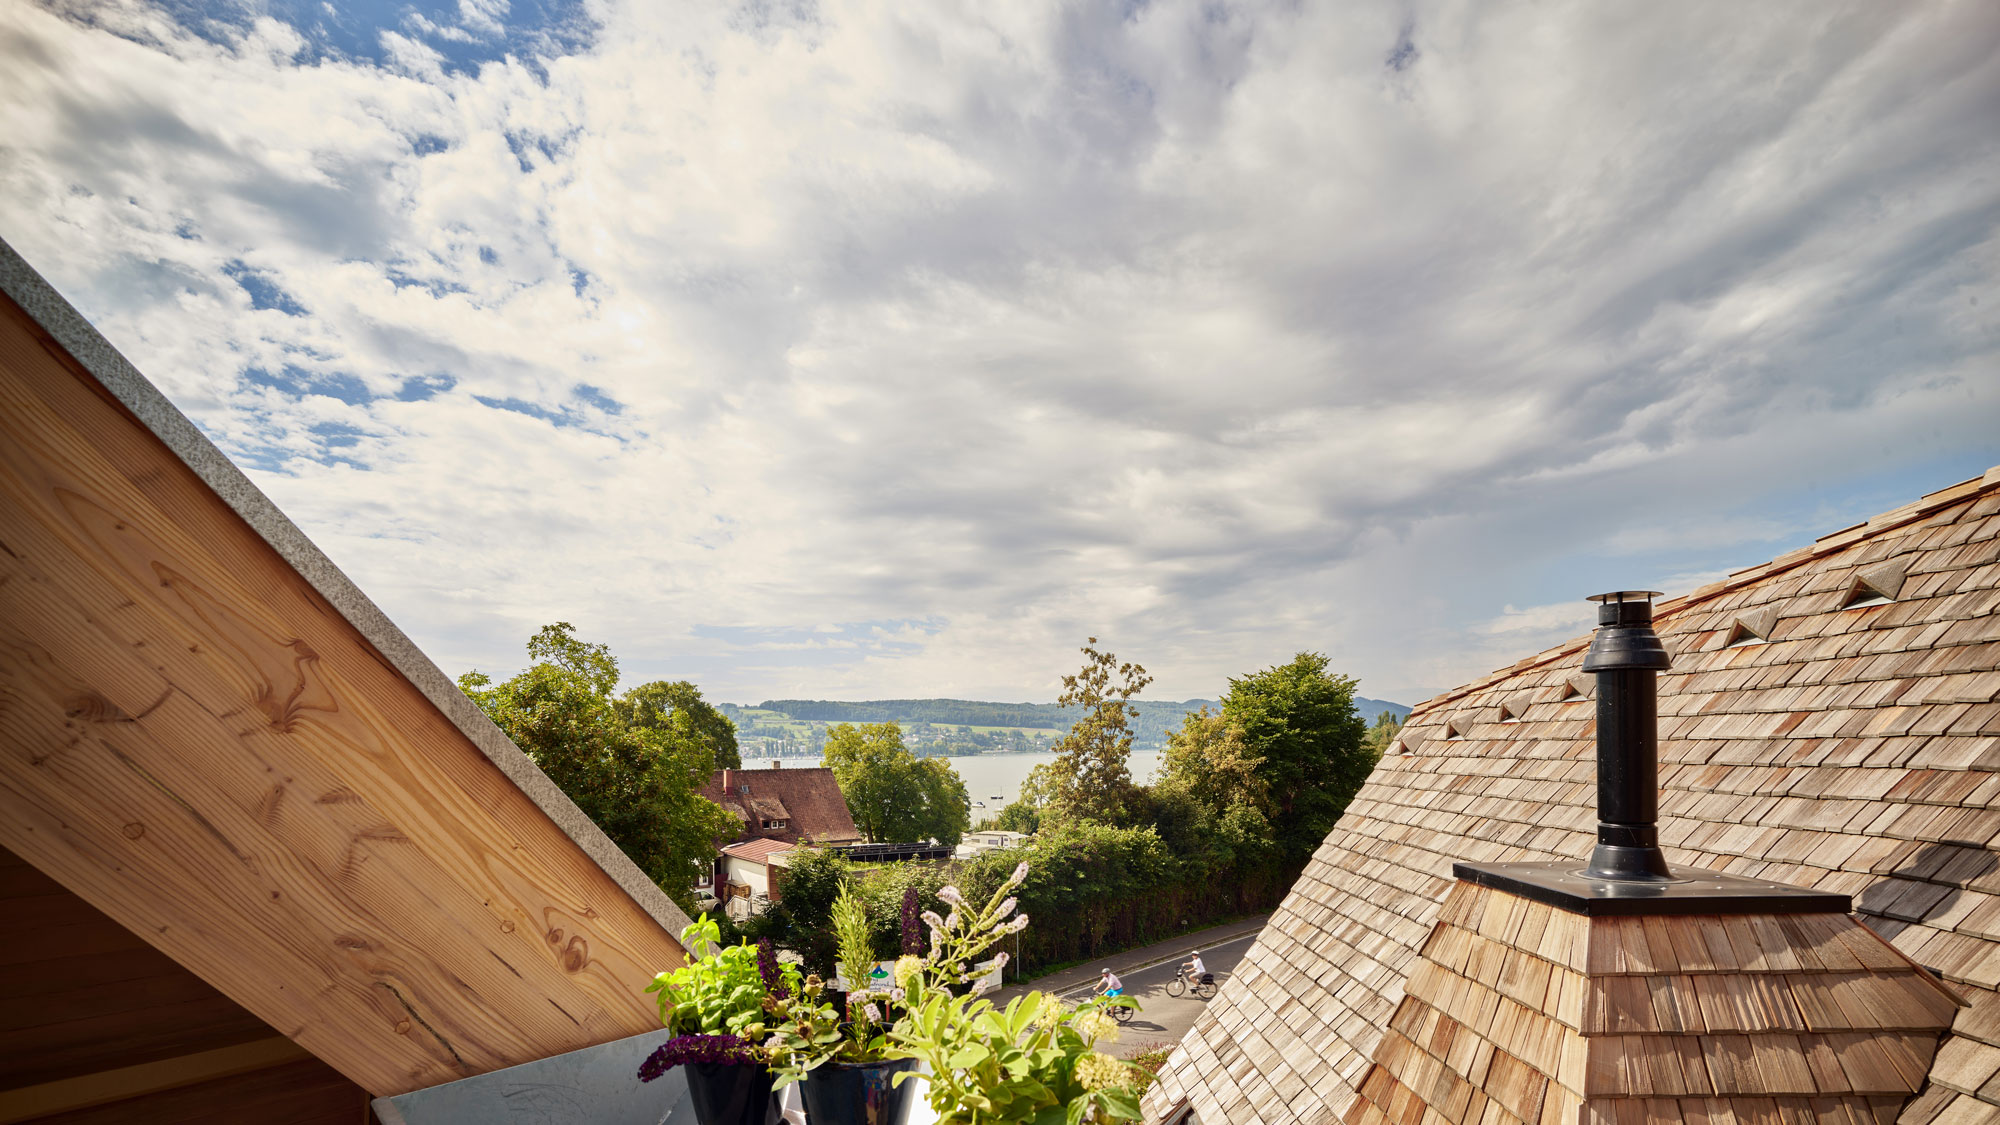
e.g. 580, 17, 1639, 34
1452, 861, 1853, 917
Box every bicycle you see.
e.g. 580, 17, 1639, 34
1165, 969, 1217, 1000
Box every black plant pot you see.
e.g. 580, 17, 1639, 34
684, 1061, 776, 1125
799, 1058, 921, 1125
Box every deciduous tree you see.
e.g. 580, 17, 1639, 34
1221, 652, 1370, 863
620, 678, 742, 770
459, 623, 737, 912
822, 722, 971, 846
1029, 638, 1152, 825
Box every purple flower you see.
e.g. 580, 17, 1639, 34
901, 886, 922, 955
637, 1034, 756, 1080
757, 939, 786, 998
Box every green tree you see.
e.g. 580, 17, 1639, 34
459, 623, 737, 912
822, 722, 971, 846
1027, 638, 1152, 825
1150, 708, 1277, 877
1156, 708, 1270, 819
619, 678, 742, 770
1360, 710, 1404, 760
992, 800, 1041, 835
1221, 652, 1370, 863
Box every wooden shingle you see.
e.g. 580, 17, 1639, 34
1145, 471, 2000, 1125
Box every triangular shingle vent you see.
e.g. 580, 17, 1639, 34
1498, 694, 1529, 723
1842, 559, 1907, 609
1723, 605, 1778, 647
1559, 674, 1593, 701
1441, 718, 1467, 741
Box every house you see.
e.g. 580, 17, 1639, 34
1145, 466, 2000, 1125
697, 761, 864, 847
715, 838, 798, 920
0, 240, 691, 1120
956, 829, 1031, 858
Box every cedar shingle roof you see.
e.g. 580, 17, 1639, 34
1343, 880, 1962, 1125
1145, 465, 2000, 1125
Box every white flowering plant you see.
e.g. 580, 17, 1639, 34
886, 863, 1144, 1124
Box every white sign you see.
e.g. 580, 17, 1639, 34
833, 960, 899, 993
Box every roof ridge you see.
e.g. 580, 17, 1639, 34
1407, 465, 2000, 717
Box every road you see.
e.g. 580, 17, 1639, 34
996, 915, 1267, 1058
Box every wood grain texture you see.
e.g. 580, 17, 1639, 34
0, 294, 685, 1097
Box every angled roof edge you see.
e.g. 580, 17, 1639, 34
1408, 464, 2000, 719
0, 236, 692, 942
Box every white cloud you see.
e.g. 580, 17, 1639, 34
2, 0, 1996, 707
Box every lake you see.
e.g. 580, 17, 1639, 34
774, 750, 1168, 817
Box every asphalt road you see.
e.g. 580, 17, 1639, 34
1019, 924, 1262, 1058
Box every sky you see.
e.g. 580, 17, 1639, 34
2, 0, 1997, 708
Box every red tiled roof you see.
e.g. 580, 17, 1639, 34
1146, 465, 2000, 1125
698, 764, 863, 846
719, 838, 796, 865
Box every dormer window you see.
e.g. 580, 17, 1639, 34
1724, 606, 1777, 648
1840, 560, 1906, 609
761, 818, 788, 830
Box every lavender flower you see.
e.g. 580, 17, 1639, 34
864, 1002, 883, 1023
921, 910, 945, 931
637, 1034, 756, 1080
994, 896, 1017, 920
1006, 913, 1031, 933
900, 886, 922, 954
757, 939, 786, 999
1007, 861, 1029, 888
937, 885, 965, 906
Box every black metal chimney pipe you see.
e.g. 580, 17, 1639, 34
1581, 591, 1676, 882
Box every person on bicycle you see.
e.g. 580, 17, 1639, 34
1097, 968, 1123, 999
1181, 949, 1208, 988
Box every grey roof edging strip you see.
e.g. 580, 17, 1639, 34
0, 235, 693, 943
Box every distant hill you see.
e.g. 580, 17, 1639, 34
731, 694, 1411, 750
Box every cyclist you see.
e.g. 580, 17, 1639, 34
1096, 968, 1123, 999
1180, 948, 1208, 989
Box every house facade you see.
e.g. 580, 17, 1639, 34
715, 838, 798, 920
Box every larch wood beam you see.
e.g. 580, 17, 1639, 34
0, 292, 685, 1097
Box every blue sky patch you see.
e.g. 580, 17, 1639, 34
247, 364, 372, 405
223, 259, 308, 315
146, 0, 597, 77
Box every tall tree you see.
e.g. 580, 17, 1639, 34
1221, 652, 1370, 863
1360, 710, 1403, 760
821, 722, 971, 846
1027, 638, 1152, 824
459, 623, 737, 912
619, 678, 742, 770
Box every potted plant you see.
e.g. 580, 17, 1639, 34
639, 914, 801, 1125
767, 884, 921, 1125
885, 863, 1147, 1124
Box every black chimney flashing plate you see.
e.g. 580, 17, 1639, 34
1453, 861, 1851, 917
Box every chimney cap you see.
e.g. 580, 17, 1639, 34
1583, 590, 1673, 671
